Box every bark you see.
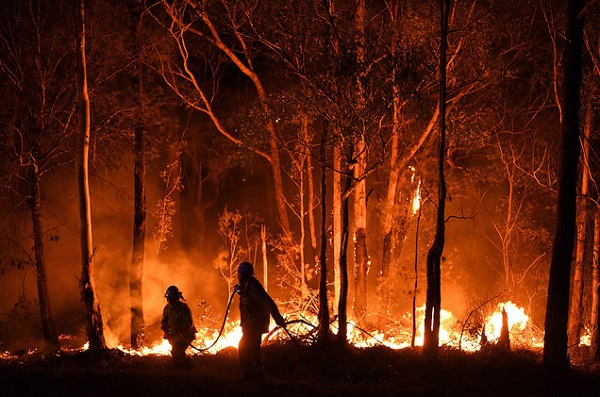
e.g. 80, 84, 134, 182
298, 141, 308, 298
304, 118, 319, 271
261, 225, 268, 291
423, 0, 450, 358
179, 151, 206, 251
353, 137, 369, 323
317, 124, 330, 346
379, 0, 402, 321
76, 0, 106, 352
543, 0, 586, 382
568, 102, 592, 347
590, 210, 600, 362
333, 146, 342, 315
336, 173, 352, 348
27, 162, 59, 349
129, 0, 146, 349
352, 0, 369, 325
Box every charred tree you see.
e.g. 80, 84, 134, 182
543, 0, 586, 382
333, 144, 342, 315
76, 0, 106, 352
317, 124, 330, 346
27, 160, 59, 349
423, 0, 450, 359
336, 172, 352, 348
498, 308, 511, 351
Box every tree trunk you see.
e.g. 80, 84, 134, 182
590, 209, 600, 362
180, 150, 206, 251
498, 308, 511, 351
352, 0, 369, 325
298, 140, 308, 298
317, 124, 330, 346
336, 173, 352, 348
129, 0, 146, 349
333, 145, 342, 315
353, 136, 369, 323
76, 0, 106, 352
423, 0, 450, 358
380, 0, 402, 323
27, 161, 59, 349
303, 117, 319, 270
568, 100, 592, 347
261, 225, 268, 292
543, 0, 586, 383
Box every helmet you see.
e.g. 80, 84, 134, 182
165, 285, 183, 300
238, 262, 254, 276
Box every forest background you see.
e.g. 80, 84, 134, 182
0, 0, 599, 372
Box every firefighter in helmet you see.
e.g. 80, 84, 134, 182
161, 285, 196, 369
236, 261, 285, 381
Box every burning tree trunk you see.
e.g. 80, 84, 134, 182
498, 308, 511, 351
590, 209, 600, 362
543, 0, 586, 381
129, 0, 146, 349
423, 0, 450, 358
568, 99, 592, 347
27, 161, 59, 349
76, 0, 106, 352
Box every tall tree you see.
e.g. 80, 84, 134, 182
76, 0, 106, 352
317, 122, 330, 346
423, 0, 450, 358
543, 0, 586, 382
128, 0, 147, 350
0, 0, 81, 350
568, 98, 592, 347
352, 0, 369, 324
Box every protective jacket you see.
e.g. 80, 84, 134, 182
239, 276, 284, 334
161, 300, 197, 343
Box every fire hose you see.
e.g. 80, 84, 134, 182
184, 288, 303, 382
186, 289, 237, 353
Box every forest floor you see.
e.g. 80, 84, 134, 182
1, 343, 600, 397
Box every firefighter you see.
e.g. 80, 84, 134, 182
236, 261, 285, 381
161, 285, 197, 369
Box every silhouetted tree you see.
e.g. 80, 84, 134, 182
423, 0, 450, 358
76, 0, 106, 352
543, 0, 586, 384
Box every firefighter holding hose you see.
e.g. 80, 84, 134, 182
161, 285, 197, 369
236, 262, 285, 381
